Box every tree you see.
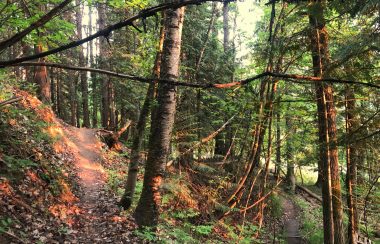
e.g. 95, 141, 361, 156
134, 5, 186, 226
308, 1, 344, 243
120, 15, 165, 209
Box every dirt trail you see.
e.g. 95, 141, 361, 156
282, 196, 303, 244
63, 126, 136, 243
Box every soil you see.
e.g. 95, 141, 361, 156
63, 126, 138, 243
281, 195, 304, 244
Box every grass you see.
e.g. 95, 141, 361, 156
294, 196, 324, 243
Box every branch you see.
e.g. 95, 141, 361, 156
0, 0, 72, 52
0, 0, 224, 67
9, 62, 380, 89
0, 96, 22, 107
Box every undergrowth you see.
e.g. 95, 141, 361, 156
294, 196, 324, 243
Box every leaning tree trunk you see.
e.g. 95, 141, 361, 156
119, 18, 165, 209
309, 1, 344, 243
134, 6, 185, 227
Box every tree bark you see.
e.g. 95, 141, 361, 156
89, 5, 97, 128
134, 6, 185, 227
275, 108, 281, 179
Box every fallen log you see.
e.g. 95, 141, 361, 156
97, 120, 132, 150
296, 184, 322, 202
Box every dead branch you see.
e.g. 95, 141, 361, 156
97, 120, 132, 150
296, 184, 322, 202
166, 115, 235, 167
10, 62, 380, 89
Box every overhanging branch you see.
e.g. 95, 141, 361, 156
0, 0, 224, 67
11, 62, 380, 89
0, 0, 72, 52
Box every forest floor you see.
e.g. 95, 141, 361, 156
61, 125, 138, 243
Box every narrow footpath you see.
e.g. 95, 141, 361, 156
281, 196, 304, 244
63, 126, 137, 243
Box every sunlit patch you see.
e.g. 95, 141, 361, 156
45, 126, 64, 138
0, 179, 12, 195
49, 204, 81, 225
58, 179, 78, 203
26, 170, 42, 183
111, 215, 126, 223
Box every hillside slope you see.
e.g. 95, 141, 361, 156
0, 88, 137, 243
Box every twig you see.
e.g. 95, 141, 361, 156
3, 230, 26, 244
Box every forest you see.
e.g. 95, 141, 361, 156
0, 0, 379, 243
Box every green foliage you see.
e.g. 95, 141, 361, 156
0, 218, 12, 234
294, 197, 324, 244
133, 227, 157, 242
2, 155, 36, 172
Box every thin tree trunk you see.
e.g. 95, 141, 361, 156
98, 3, 110, 128
285, 105, 295, 193
275, 108, 281, 179
223, 1, 229, 52
134, 6, 185, 227
76, 0, 90, 127
345, 87, 359, 244
89, 5, 97, 128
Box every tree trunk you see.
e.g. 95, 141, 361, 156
34, 43, 51, 104
69, 71, 77, 126
134, 6, 185, 227
345, 87, 359, 244
223, 1, 229, 52
50, 68, 57, 113
119, 18, 165, 209
275, 108, 281, 179
98, 3, 110, 128
285, 105, 295, 193
309, 1, 344, 243
89, 5, 97, 128
76, 0, 90, 127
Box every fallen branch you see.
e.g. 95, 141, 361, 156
0, 96, 22, 107
97, 120, 132, 150
10, 62, 380, 89
166, 115, 236, 167
296, 184, 322, 202
3, 230, 26, 244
